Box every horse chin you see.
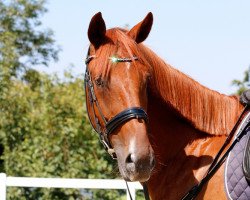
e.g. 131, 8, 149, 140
125, 173, 151, 183
120, 167, 151, 182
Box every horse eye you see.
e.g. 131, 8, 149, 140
95, 77, 104, 87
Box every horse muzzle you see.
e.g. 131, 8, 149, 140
118, 146, 155, 182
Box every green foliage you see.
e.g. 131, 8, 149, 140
0, 69, 124, 199
0, 0, 59, 86
231, 69, 249, 95
0, 1, 127, 199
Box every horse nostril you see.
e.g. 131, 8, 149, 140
125, 153, 135, 164
125, 153, 136, 173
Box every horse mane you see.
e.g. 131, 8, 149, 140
148, 55, 243, 135
93, 28, 243, 136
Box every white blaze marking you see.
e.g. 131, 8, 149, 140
129, 137, 136, 155
126, 62, 131, 70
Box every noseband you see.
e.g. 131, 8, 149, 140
84, 51, 148, 159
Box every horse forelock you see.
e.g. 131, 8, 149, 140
88, 28, 152, 78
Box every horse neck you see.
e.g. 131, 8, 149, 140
140, 47, 243, 199
147, 92, 230, 199
148, 56, 243, 136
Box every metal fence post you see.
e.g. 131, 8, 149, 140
0, 173, 6, 200
126, 184, 136, 200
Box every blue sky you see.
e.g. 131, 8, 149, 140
41, 0, 250, 94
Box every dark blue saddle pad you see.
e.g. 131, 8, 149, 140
225, 117, 250, 200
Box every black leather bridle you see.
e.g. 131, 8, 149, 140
84, 50, 148, 159
84, 49, 150, 200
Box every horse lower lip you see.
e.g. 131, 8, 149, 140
124, 165, 152, 182
126, 172, 150, 182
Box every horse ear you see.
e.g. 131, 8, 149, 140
88, 12, 106, 48
127, 12, 153, 43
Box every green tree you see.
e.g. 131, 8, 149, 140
0, 0, 58, 77
0, 1, 125, 199
1, 69, 122, 199
0, 0, 58, 178
231, 68, 250, 95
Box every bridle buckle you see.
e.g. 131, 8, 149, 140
99, 134, 117, 159
107, 148, 117, 159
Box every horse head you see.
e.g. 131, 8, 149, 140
85, 12, 155, 182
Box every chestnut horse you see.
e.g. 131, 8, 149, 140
85, 12, 244, 199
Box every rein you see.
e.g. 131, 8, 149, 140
182, 105, 250, 200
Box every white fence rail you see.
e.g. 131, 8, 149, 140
0, 173, 142, 200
